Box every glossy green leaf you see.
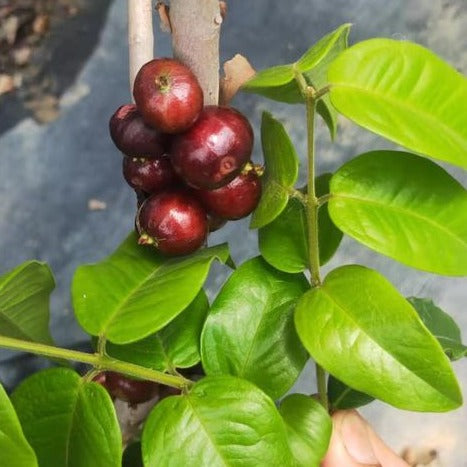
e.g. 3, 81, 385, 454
242, 24, 351, 138
0, 383, 38, 467
12, 368, 121, 467
105, 290, 209, 371
328, 376, 375, 410
142, 376, 292, 466
0, 261, 54, 345
201, 257, 308, 399
328, 38, 467, 168
295, 265, 462, 411
329, 151, 467, 275
250, 112, 299, 229
279, 394, 332, 467
409, 297, 467, 361
72, 232, 229, 344
259, 197, 309, 273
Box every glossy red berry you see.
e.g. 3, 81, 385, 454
109, 104, 167, 157
122, 155, 176, 194
133, 58, 203, 134
137, 190, 208, 256
170, 106, 254, 189
104, 372, 159, 404
195, 169, 261, 220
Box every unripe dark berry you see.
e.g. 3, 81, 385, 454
133, 58, 203, 134
109, 104, 167, 157
104, 372, 159, 405
122, 155, 176, 194
137, 190, 208, 256
170, 106, 254, 189
195, 169, 261, 220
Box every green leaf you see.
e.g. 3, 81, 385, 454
201, 257, 308, 399
0, 261, 54, 345
242, 25, 351, 138
279, 394, 332, 467
72, 232, 229, 344
408, 297, 467, 361
316, 174, 343, 265
298, 23, 351, 139
328, 376, 375, 410
11, 368, 121, 467
328, 38, 467, 169
0, 383, 38, 467
106, 290, 209, 371
295, 265, 462, 412
329, 151, 467, 275
142, 376, 292, 467
250, 112, 299, 229
259, 197, 309, 273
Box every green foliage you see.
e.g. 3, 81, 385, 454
327, 376, 375, 410
295, 265, 462, 411
243, 24, 351, 137
259, 197, 309, 273
142, 376, 292, 466
201, 257, 308, 399
250, 112, 299, 229
105, 290, 209, 371
409, 297, 467, 360
11, 368, 121, 467
329, 151, 467, 275
328, 38, 467, 169
279, 394, 332, 467
0, 261, 54, 345
72, 232, 229, 344
0, 383, 38, 467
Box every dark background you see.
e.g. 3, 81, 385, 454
1, 0, 466, 463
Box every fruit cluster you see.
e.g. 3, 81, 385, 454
109, 58, 262, 256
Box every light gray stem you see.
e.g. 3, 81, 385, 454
128, 0, 154, 98
170, 0, 221, 105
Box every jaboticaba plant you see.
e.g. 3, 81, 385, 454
0, 10, 466, 467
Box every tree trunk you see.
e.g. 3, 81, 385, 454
169, 0, 221, 105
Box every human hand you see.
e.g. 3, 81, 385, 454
322, 410, 409, 466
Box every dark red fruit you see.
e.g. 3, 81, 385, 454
105, 371, 159, 404
195, 169, 261, 220
171, 106, 254, 189
137, 190, 208, 256
122, 155, 176, 194
133, 58, 203, 134
109, 104, 167, 157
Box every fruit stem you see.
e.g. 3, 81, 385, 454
0, 335, 191, 390
295, 68, 328, 411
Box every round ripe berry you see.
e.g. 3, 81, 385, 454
122, 155, 176, 194
207, 214, 227, 232
109, 104, 167, 157
195, 170, 261, 220
133, 58, 203, 134
137, 190, 208, 256
105, 372, 159, 405
170, 106, 254, 189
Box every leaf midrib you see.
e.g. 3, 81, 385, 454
185, 396, 229, 467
